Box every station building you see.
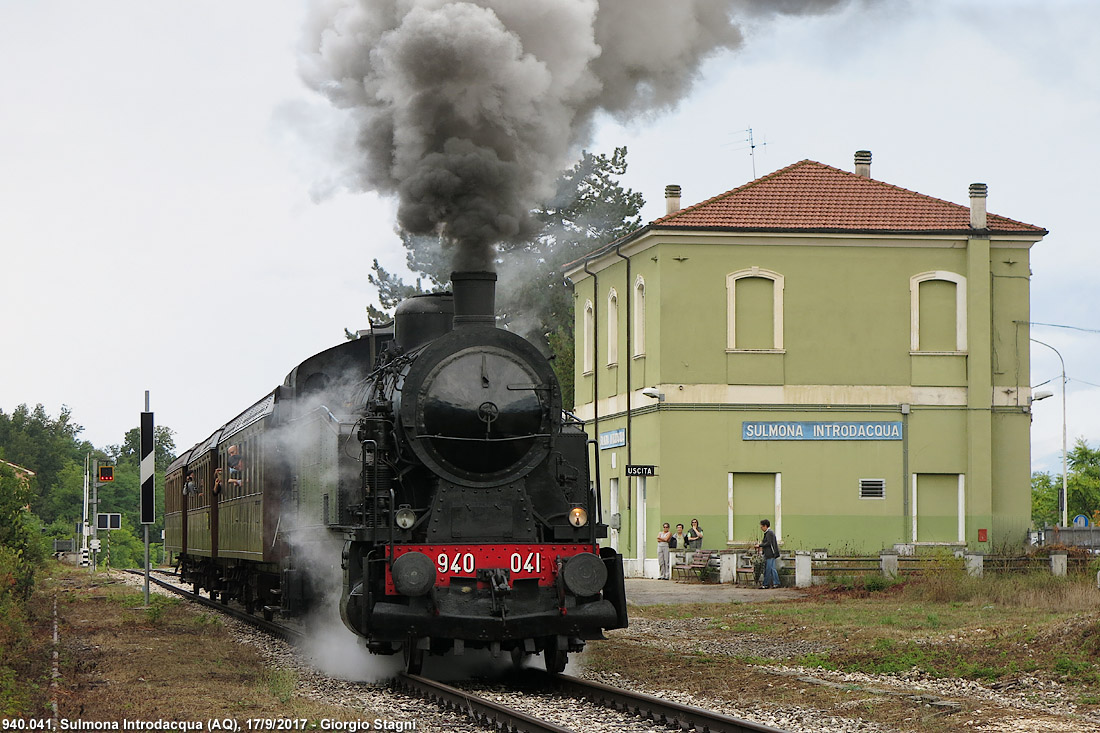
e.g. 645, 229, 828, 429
565, 152, 1047, 576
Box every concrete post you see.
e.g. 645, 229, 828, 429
880, 550, 899, 579
795, 551, 812, 588
719, 553, 736, 583
1051, 552, 1068, 577
964, 552, 984, 578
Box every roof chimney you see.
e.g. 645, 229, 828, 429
665, 184, 682, 215
854, 150, 872, 178
969, 183, 988, 229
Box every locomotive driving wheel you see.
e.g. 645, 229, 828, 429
403, 637, 424, 675
543, 636, 567, 674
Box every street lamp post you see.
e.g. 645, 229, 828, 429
1031, 338, 1067, 528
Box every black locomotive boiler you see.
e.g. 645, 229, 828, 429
164, 271, 627, 673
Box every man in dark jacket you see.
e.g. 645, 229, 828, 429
756, 519, 780, 588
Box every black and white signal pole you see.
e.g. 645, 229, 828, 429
140, 391, 155, 607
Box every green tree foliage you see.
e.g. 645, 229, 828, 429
0, 404, 176, 554
1031, 438, 1100, 526
1031, 471, 1059, 528
359, 148, 645, 406
107, 425, 177, 473
96, 517, 152, 569
1068, 439, 1100, 522
103, 425, 175, 537
0, 464, 35, 558
0, 404, 93, 524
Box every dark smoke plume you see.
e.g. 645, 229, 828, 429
300, 1, 847, 270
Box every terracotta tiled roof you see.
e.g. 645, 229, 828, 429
653, 160, 1045, 234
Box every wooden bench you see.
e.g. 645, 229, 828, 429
673, 550, 715, 581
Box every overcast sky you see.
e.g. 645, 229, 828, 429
2, 1, 1096, 477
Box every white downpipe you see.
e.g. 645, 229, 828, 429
727, 473, 734, 543
775, 473, 783, 541
957, 474, 966, 543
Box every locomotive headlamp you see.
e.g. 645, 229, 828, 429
568, 506, 588, 527
395, 506, 417, 530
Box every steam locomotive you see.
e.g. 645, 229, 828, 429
164, 271, 627, 673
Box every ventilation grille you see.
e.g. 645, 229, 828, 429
860, 478, 886, 499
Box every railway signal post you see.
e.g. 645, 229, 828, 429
140, 391, 155, 607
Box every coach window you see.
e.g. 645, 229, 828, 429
245, 436, 256, 495
252, 436, 261, 495
910, 271, 966, 353
726, 267, 784, 352
606, 288, 618, 367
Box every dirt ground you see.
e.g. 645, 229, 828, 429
39, 569, 379, 722
18, 568, 1100, 733
592, 578, 1100, 733
624, 576, 803, 604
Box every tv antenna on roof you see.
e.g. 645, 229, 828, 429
730, 128, 768, 178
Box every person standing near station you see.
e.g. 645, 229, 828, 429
656, 523, 673, 580
756, 519, 781, 588
686, 518, 704, 550
671, 523, 686, 550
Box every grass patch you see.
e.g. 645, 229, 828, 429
265, 668, 297, 703
51, 566, 378, 721
619, 572, 1100, 692
120, 592, 180, 624
0, 559, 53, 716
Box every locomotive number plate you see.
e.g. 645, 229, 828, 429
387, 543, 596, 591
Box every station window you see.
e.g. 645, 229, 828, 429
910, 271, 967, 353
726, 267, 785, 351
607, 288, 619, 367
583, 299, 594, 374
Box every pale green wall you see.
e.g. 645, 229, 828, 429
572, 230, 1038, 556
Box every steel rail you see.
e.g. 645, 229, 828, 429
550, 673, 789, 733
123, 569, 303, 643
126, 572, 790, 733
394, 673, 575, 733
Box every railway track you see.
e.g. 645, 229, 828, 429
122, 568, 303, 643
397, 671, 790, 733
124, 569, 790, 733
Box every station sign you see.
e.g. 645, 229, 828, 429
599, 428, 626, 450
626, 465, 656, 477
743, 421, 903, 441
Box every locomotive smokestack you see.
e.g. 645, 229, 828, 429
451, 271, 497, 328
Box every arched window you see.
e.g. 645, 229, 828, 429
583, 299, 594, 374
607, 288, 619, 367
910, 271, 967, 352
633, 276, 646, 358
726, 267, 784, 351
